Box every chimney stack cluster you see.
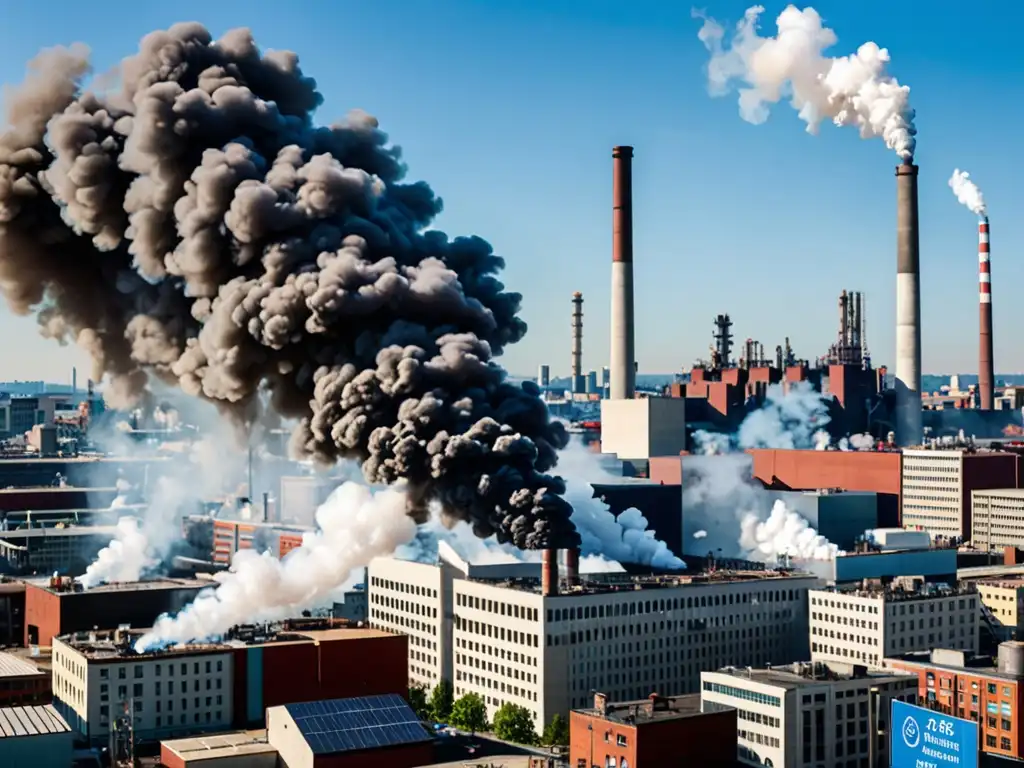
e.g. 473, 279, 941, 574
541, 548, 582, 597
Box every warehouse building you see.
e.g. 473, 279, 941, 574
974, 578, 1024, 642
806, 529, 958, 585
809, 581, 979, 669
51, 619, 407, 746
24, 576, 209, 647
972, 488, 1024, 552
901, 447, 1018, 539
0, 527, 119, 578
570, 691, 735, 767
159, 730, 277, 768
700, 661, 917, 768
211, 519, 309, 565
773, 489, 878, 551
369, 544, 819, 727
0, 704, 72, 767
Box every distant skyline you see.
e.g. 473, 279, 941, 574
0, 0, 1021, 384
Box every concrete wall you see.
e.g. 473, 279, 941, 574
600, 398, 686, 460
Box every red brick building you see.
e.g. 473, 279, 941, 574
888, 644, 1024, 761
570, 692, 736, 767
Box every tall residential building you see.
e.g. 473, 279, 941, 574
900, 448, 1018, 539
701, 661, 918, 768
809, 582, 979, 668
972, 488, 1024, 551
369, 543, 819, 728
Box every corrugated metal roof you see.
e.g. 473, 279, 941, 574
0, 705, 70, 738
0, 653, 43, 678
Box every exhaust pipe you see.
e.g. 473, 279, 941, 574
542, 549, 558, 597
895, 160, 922, 446
564, 548, 580, 587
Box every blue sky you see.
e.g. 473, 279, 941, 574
0, 0, 1021, 384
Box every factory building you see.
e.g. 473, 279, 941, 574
901, 447, 1018, 539
0, 653, 49, 707
599, 397, 687, 470
972, 488, 1024, 552
0, 486, 120, 513
278, 475, 337, 527
887, 644, 1024, 762
700, 661, 917, 768
0, 704, 72, 767
0, 526, 124, 577
820, 532, 957, 585
809, 582, 979, 669
211, 519, 309, 566
0, 580, 24, 646
369, 543, 819, 728
52, 620, 408, 746
747, 448, 903, 528
570, 691, 736, 768
24, 577, 210, 647
974, 578, 1024, 642
0, 456, 172, 490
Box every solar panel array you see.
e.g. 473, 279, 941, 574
284, 694, 430, 755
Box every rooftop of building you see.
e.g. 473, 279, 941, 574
0, 525, 119, 540
576, 692, 705, 726
708, 661, 914, 691
0, 456, 171, 464
887, 647, 1022, 681
0, 704, 70, 739
159, 730, 275, 761
56, 619, 393, 661
973, 488, 1024, 498
0, 486, 119, 495
469, 567, 815, 597
813, 580, 974, 602
974, 576, 1024, 590
0, 652, 43, 678
32, 576, 212, 596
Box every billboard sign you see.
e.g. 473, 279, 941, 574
890, 699, 978, 768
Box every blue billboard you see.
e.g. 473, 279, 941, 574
890, 700, 978, 768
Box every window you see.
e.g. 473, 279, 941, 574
617, 734, 627, 747
134, 667, 143, 679
118, 668, 126, 680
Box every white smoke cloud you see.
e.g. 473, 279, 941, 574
695, 4, 916, 159
740, 499, 844, 561
135, 482, 418, 652
693, 530, 708, 540
685, 382, 843, 563
80, 517, 156, 587
949, 169, 987, 217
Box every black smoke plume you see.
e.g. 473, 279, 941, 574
0, 23, 579, 550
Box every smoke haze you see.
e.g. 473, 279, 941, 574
0, 24, 577, 551
949, 169, 987, 217
695, 4, 917, 159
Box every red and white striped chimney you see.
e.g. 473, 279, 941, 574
978, 217, 994, 410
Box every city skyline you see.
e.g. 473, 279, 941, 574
0, 0, 1020, 384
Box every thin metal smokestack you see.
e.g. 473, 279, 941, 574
978, 216, 994, 410
571, 292, 584, 394
610, 146, 635, 400
895, 160, 922, 446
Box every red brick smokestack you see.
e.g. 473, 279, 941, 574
564, 548, 580, 587
542, 549, 558, 596
610, 146, 635, 400
978, 217, 994, 410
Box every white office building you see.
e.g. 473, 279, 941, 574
809, 582, 979, 669
701, 661, 918, 768
370, 543, 820, 727
971, 488, 1024, 552
52, 629, 233, 745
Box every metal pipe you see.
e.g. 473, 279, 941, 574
895, 160, 922, 446
610, 146, 635, 400
564, 548, 580, 587
979, 217, 994, 410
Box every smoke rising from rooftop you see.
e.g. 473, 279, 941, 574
949, 169, 987, 217
740, 499, 843, 561
695, 4, 917, 159
0, 24, 578, 551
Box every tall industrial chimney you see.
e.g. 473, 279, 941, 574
895, 160, 922, 446
978, 217, 994, 410
610, 146, 635, 400
564, 548, 580, 587
571, 292, 584, 394
541, 548, 558, 597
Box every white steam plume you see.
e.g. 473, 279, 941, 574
135, 483, 418, 652
949, 169, 987, 217
693, 530, 708, 540
740, 499, 844, 561
695, 4, 917, 159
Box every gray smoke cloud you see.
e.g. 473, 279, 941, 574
0, 24, 578, 550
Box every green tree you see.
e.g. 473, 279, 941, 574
493, 702, 538, 745
449, 692, 488, 734
541, 713, 569, 746
407, 685, 430, 721
428, 679, 453, 722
